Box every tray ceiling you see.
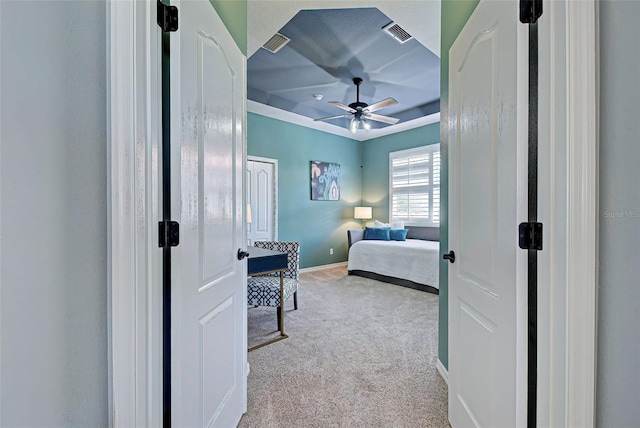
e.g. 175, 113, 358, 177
247, 2, 441, 141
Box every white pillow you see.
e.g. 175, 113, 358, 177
391, 220, 405, 229
374, 220, 405, 229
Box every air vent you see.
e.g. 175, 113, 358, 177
261, 33, 291, 53
382, 22, 413, 44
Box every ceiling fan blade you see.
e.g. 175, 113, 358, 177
328, 101, 357, 113
364, 97, 398, 113
313, 114, 352, 122
365, 112, 400, 125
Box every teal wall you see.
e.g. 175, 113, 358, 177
247, 113, 362, 269
209, 0, 247, 55
440, 0, 480, 369
361, 124, 441, 222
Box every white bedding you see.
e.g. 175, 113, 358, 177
347, 239, 440, 288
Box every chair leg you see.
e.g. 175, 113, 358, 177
293, 291, 298, 310
277, 306, 282, 332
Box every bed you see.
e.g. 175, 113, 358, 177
347, 226, 440, 294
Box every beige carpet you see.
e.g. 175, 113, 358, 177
239, 265, 449, 428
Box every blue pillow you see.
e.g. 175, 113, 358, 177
390, 228, 408, 241
363, 227, 391, 241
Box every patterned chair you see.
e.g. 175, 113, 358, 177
247, 241, 300, 331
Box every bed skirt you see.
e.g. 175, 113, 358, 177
348, 269, 439, 295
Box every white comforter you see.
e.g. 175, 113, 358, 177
347, 239, 440, 288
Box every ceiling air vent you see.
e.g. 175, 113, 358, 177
261, 33, 291, 53
382, 22, 413, 44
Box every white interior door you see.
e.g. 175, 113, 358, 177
170, 1, 247, 426
246, 158, 277, 245
448, 0, 526, 426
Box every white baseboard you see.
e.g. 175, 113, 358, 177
299, 261, 348, 273
436, 359, 449, 386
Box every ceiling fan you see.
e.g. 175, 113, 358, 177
314, 77, 400, 133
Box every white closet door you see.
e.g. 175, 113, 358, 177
247, 159, 277, 245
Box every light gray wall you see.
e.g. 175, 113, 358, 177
597, 1, 640, 426
0, 1, 108, 426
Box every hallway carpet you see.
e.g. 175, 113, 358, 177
238, 265, 449, 428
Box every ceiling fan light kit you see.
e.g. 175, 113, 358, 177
314, 77, 400, 133
349, 118, 371, 134
349, 117, 358, 134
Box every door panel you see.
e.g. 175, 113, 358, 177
457, 300, 496, 426
170, 1, 246, 426
198, 29, 237, 288
457, 34, 498, 293
256, 169, 269, 234
448, 0, 525, 426
201, 298, 235, 423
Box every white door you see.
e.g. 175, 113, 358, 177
246, 158, 277, 245
448, 0, 526, 426
170, 1, 247, 426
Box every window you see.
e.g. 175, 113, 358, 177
389, 144, 440, 227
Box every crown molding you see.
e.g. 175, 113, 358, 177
247, 100, 440, 142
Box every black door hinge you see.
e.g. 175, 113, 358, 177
157, 1, 178, 32
520, 0, 543, 24
519, 222, 543, 251
159, 221, 180, 247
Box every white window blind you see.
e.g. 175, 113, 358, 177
389, 144, 440, 227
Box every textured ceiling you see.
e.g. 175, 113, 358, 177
247, 2, 441, 138
247, 1, 441, 58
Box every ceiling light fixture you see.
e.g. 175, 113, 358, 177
349, 118, 371, 133
349, 117, 358, 134
314, 77, 400, 133
313, 93, 323, 101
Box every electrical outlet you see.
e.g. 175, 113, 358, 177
329, 248, 334, 255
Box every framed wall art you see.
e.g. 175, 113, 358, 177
310, 161, 340, 201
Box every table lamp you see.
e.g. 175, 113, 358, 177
354, 206, 372, 228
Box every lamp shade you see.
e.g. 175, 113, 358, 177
354, 206, 372, 220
